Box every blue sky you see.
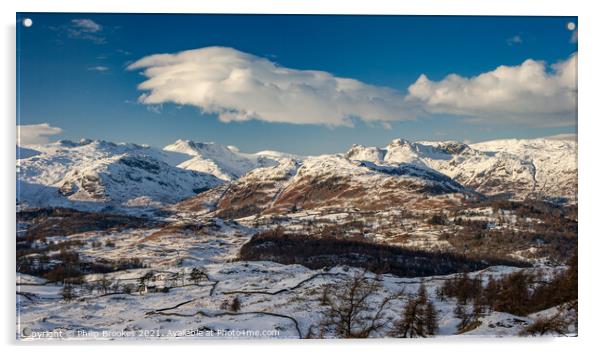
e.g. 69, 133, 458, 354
17, 14, 577, 155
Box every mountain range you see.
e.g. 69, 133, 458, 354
16, 136, 577, 213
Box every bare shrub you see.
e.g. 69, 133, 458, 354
220, 296, 242, 312
520, 301, 577, 336
189, 267, 208, 284
61, 283, 76, 302
230, 296, 242, 312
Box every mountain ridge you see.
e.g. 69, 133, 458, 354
16, 136, 577, 213
346, 137, 577, 203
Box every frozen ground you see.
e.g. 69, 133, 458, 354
17, 263, 566, 340
16, 208, 571, 340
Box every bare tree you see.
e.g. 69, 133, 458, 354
425, 300, 438, 335
61, 282, 76, 302
317, 271, 401, 338
189, 267, 208, 284
391, 283, 438, 337
138, 272, 153, 294
520, 313, 569, 336
99, 274, 111, 294
221, 296, 242, 312
121, 283, 134, 294
454, 303, 473, 333
520, 300, 578, 336
111, 280, 121, 293
230, 296, 242, 312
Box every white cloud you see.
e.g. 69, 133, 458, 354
17, 123, 62, 146
406, 53, 577, 127
71, 19, 102, 33
128, 47, 578, 128
67, 19, 105, 44
127, 46, 417, 127
88, 65, 109, 72
506, 35, 523, 46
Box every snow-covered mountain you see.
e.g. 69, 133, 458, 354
16, 136, 577, 213
346, 138, 577, 202
178, 157, 303, 218
274, 153, 473, 209
16, 145, 41, 159
178, 151, 476, 218
163, 139, 298, 181
17, 139, 223, 211
471, 138, 577, 202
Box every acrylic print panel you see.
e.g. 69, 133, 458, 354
16, 13, 577, 340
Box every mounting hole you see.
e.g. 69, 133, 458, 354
22, 18, 33, 27
567, 22, 576, 31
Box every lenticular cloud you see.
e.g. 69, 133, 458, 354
127, 46, 416, 126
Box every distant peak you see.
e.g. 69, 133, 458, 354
56, 139, 80, 147
435, 141, 470, 154
56, 138, 103, 147
388, 138, 412, 147
170, 139, 198, 148
53, 138, 151, 153
347, 143, 365, 151
168, 139, 219, 147
164, 139, 239, 160
172, 139, 190, 145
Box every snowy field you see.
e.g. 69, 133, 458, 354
16, 207, 573, 340
18, 263, 566, 340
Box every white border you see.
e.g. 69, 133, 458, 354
4, 0, 584, 15
2, 1, 601, 353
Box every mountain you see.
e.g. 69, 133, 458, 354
471, 138, 577, 202
163, 139, 298, 181
17, 145, 41, 159
176, 157, 302, 217
16, 136, 577, 214
17, 139, 222, 211
346, 138, 577, 203
177, 151, 477, 218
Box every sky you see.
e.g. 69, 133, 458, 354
16, 14, 577, 155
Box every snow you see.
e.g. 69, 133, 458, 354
16, 196, 573, 340
163, 139, 299, 181
346, 137, 577, 202
17, 139, 223, 212
17, 254, 567, 340
472, 138, 577, 202
17, 136, 577, 214
17, 145, 41, 159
